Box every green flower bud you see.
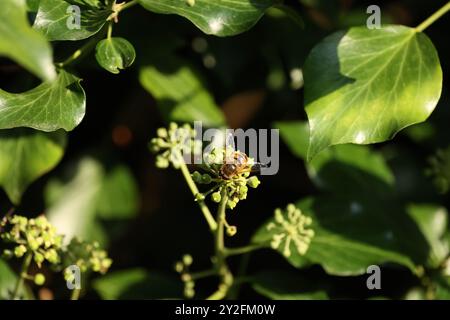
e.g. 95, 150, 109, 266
181, 273, 192, 282
227, 200, 237, 210
201, 174, 212, 184
157, 127, 168, 138
182, 254, 193, 266
169, 122, 178, 131
34, 273, 46, 286
184, 288, 195, 298
156, 155, 170, 168
14, 245, 27, 258
195, 193, 205, 201
2, 249, 13, 259
175, 262, 184, 273
211, 192, 221, 203
226, 226, 237, 237
34, 252, 44, 266
247, 176, 261, 188
191, 171, 202, 183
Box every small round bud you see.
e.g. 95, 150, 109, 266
201, 174, 212, 184
181, 273, 192, 282
195, 193, 205, 201
211, 192, 221, 203
14, 245, 27, 258
169, 122, 178, 131
157, 127, 168, 138
34, 273, 46, 286
182, 254, 193, 266
247, 176, 261, 188
226, 226, 237, 237
191, 171, 202, 183
227, 200, 237, 210
175, 262, 184, 273
155, 155, 169, 168
2, 249, 13, 259
184, 288, 195, 298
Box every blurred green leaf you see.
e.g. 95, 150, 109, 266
0, 258, 32, 300
33, 0, 112, 41
140, 56, 225, 126
304, 25, 442, 160
45, 157, 139, 245
0, 0, 55, 81
0, 70, 86, 131
0, 129, 66, 205
253, 197, 428, 276
407, 204, 449, 268
250, 270, 328, 299
138, 0, 275, 36
276, 121, 394, 195
95, 37, 136, 74
93, 268, 182, 299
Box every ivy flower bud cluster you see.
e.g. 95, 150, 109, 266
61, 238, 112, 282
174, 254, 195, 298
1, 215, 63, 267
267, 204, 315, 257
149, 122, 201, 169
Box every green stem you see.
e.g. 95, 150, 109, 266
56, 26, 107, 68
190, 269, 217, 280
120, 0, 139, 11
224, 243, 266, 257
70, 288, 81, 300
416, 1, 450, 32
207, 189, 233, 300
178, 152, 217, 231
107, 22, 113, 40
11, 252, 32, 300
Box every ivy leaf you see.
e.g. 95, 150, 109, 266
253, 197, 429, 276
95, 37, 136, 74
138, 0, 275, 36
0, 129, 66, 205
304, 25, 442, 160
275, 121, 395, 195
33, 0, 112, 41
0, 0, 55, 81
407, 204, 449, 268
93, 269, 182, 299
0, 70, 86, 132
250, 270, 328, 300
140, 56, 226, 126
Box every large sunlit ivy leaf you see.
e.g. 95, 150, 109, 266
253, 196, 429, 276
303, 25, 442, 160
46, 156, 139, 246
93, 268, 182, 299
250, 270, 328, 300
0, 129, 66, 205
0, 70, 86, 132
138, 0, 275, 36
140, 56, 226, 127
407, 204, 449, 268
0, 0, 55, 81
33, 0, 112, 41
275, 121, 394, 195
95, 37, 136, 74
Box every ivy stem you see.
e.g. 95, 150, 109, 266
177, 151, 217, 231
70, 288, 81, 300
190, 269, 217, 280
11, 252, 32, 300
119, 0, 139, 11
107, 22, 113, 40
207, 189, 233, 300
224, 243, 266, 257
56, 23, 110, 68
415, 1, 450, 32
